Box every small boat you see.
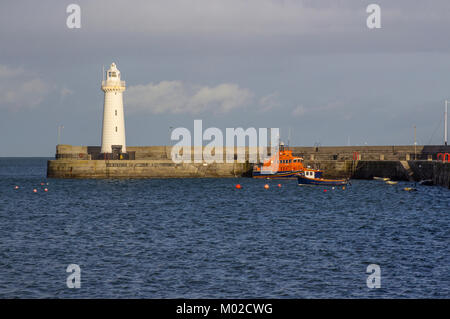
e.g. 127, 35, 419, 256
419, 179, 433, 186
386, 181, 398, 185
374, 177, 390, 181
297, 168, 349, 186
253, 142, 304, 179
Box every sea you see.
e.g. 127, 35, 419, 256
0, 157, 448, 298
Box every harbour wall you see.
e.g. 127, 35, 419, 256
48, 145, 450, 188
55, 144, 450, 161
47, 160, 252, 179
302, 160, 449, 188
352, 160, 450, 189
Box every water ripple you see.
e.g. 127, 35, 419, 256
0, 158, 448, 298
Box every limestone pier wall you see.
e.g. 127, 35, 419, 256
47, 160, 252, 179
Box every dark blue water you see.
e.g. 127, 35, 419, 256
0, 158, 448, 298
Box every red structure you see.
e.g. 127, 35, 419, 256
437, 153, 450, 162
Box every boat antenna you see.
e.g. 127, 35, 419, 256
288, 127, 292, 150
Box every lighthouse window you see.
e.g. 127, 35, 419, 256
115, 126, 118, 132
115, 110, 117, 116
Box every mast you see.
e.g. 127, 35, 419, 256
414, 125, 417, 160
288, 127, 291, 150
445, 100, 448, 146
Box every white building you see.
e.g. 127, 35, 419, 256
101, 62, 127, 154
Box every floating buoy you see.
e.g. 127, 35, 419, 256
40, 182, 45, 186
33, 189, 37, 193
264, 184, 269, 189
323, 189, 327, 192
332, 187, 335, 190
386, 181, 398, 185
278, 184, 282, 188
44, 188, 48, 192
14, 186, 19, 190
342, 186, 346, 190
235, 184, 242, 189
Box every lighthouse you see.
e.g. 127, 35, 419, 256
101, 62, 127, 154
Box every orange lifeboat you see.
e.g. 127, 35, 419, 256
252, 143, 304, 179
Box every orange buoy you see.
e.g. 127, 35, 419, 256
33, 189, 37, 193
264, 184, 269, 189
44, 188, 48, 192
278, 184, 282, 188
14, 186, 19, 190
235, 184, 242, 189
342, 186, 346, 190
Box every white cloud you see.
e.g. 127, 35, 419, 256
292, 105, 307, 117
126, 81, 253, 114
0, 65, 25, 77
0, 65, 51, 111
60, 87, 74, 99
258, 92, 281, 112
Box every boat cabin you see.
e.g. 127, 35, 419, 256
302, 169, 323, 179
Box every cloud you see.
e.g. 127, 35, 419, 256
0, 65, 51, 111
78, 0, 450, 38
60, 87, 74, 99
126, 81, 253, 114
82, 0, 358, 37
258, 92, 281, 112
291, 105, 307, 117
291, 101, 349, 118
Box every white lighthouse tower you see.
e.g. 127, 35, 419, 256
101, 62, 127, 154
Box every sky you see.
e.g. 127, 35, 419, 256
1, 0, 450, 156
